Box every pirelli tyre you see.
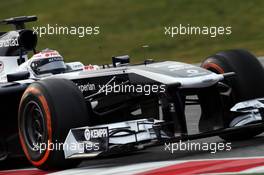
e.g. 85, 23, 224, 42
201, 49, 264, 141
18, 78, 90, 170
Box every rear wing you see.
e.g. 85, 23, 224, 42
0, 16, 37, 30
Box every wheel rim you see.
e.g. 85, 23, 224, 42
23, 101, 47, 152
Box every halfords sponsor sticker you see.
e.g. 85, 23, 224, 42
84, 128, 108, 141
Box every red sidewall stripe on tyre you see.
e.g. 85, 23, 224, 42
202, 62, 225, 74
18, 87, 53, 167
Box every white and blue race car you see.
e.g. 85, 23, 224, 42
0, 16, 264, 170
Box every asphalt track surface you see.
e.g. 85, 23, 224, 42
1, 58, 264, 172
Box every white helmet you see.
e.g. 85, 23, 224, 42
30, 49, 66, 75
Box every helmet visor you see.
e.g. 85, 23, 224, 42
31, 57, 66, 75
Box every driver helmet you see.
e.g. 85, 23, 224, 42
30, 49, 66, 75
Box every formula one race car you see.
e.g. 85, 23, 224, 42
1, 16, 264, 170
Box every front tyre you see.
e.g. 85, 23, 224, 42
18, 78, 90, 170
201, 49, 264, 141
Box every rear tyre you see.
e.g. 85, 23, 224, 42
201, 49, 264, 141
18, 78, 90, 170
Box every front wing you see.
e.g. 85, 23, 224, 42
63, 98, 264, 159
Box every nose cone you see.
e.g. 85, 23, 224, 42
132, 61, 223, 88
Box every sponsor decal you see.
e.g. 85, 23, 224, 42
77, 82, 96, 92
84, 65, 95, 70
146, 62, 210, 77
0, 38, 19, 48
84, 64, 100, 71
33, 50, 61, 59
71, 63, 83, 70
84, 128, 108, 141
47, 57, 63, 62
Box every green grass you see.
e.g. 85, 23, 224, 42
1, 0, 264, 64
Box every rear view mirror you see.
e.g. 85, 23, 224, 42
112, 55, 130, 67
7, 71, 30, 82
